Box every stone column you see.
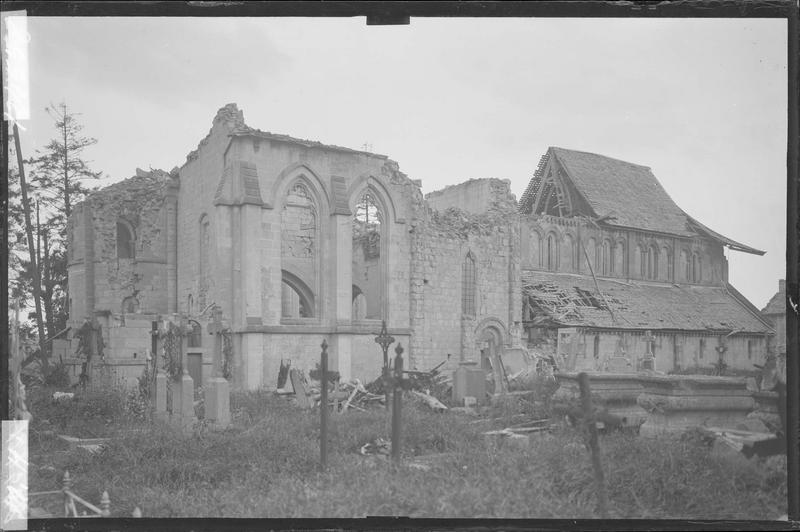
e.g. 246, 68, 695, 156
165, 179, 179, 314
238, 200, 264, 390
330, 213, 353, 381
508, 220, 522, 347
84, 202, 95, 318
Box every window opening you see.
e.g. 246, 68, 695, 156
462, 253, 477, 316
116, 221, 135, 259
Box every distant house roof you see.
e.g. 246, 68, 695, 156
522, 271, 772, 333
519, 147, 764, 254
761, 282, 785, 316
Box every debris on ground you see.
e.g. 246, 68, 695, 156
364, 357, 452, 403
52, 391, 75, 402
359, 437, 390, 456
332, 379, 385, 412
410, 390, 448, 412
57, 435, 110, 455
698, 426, 786, 458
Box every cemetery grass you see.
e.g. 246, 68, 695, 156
27, 387, 787, 519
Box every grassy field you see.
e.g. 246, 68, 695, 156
25, 384, 787, 519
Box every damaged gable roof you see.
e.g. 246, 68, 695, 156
522, 271, 772, 333
520, 147, 764, 254
550, 147, 694, 236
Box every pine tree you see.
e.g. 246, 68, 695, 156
21, 103, 103, 350
27, 102, 103, 239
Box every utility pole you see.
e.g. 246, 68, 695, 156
13, 123, 48, 372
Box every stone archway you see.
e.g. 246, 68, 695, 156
475, 319, 507, 393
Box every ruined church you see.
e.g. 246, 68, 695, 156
64, 104, 773, 390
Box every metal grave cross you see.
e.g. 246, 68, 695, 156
374, 320, 395, 408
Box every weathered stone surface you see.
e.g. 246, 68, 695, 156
637, 375, 754, 437
553, 372, 649, 429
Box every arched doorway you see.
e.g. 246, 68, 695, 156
475, 320, 506, 393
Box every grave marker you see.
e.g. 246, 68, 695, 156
205, 307, 231, 429
320, 339, 329, 470
640, 330, 656, 372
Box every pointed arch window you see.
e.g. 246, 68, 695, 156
691, 252, 702, 283
586, 238, 598, 272
645, 245, 657, 280
529, 231, 542, 268
281, 180, 318, 320
352, 189, 384, 320
561, 233, 575, 272
546, 233, 558, 271
199, 215, 210, 278
614, 241, 625, 275
187, 320, 202, 348
601, 240, 612, 276
681, 249, 691, 281
462, 252, 477, 317
116, 220, 135, 259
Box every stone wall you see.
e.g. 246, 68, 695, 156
410, 182, 522, 372
522, 214, 727, 286
425, 178, 516, 215
67, 170, 173, 325
554, 328, 768, 374
257, 330, 410, 390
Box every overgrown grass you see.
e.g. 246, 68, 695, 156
27, 387, 787, 519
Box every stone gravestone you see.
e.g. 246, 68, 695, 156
205, 307, 231, 429
640, 331, 656, 373
173, 317, 196, 427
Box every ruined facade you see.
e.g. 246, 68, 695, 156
518, 147, 773, 374
66, 104, 519, 389
66, 107, 773, 390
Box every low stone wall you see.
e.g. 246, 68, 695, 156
62, 357, 145, 390
553, 372, 649, 428
636, 375, 754, 437
554, 372, 762, 437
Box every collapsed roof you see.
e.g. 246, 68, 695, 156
522, 271, 772, 333
518, 147, 764, 255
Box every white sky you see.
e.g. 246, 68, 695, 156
12, 16, 788, 309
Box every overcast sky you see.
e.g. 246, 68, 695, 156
11, 16, 788, 308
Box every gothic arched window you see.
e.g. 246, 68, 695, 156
546, 233, 558, 271
601, 240, 612, 276
646, 246, 658, 280
462, 252, 477, 317
116, 220, 135, 259
691, 252, 702, 283
352, 189, 384, 320
561, 233, 575, 271
187, 320, 202, 348
199, 215, 210, 278
281, 181, 318, 319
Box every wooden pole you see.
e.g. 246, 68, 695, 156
13, 123, 48, 371
391, 343, 404, 463
578, 372, 608, 518
320, 339, 329, 470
